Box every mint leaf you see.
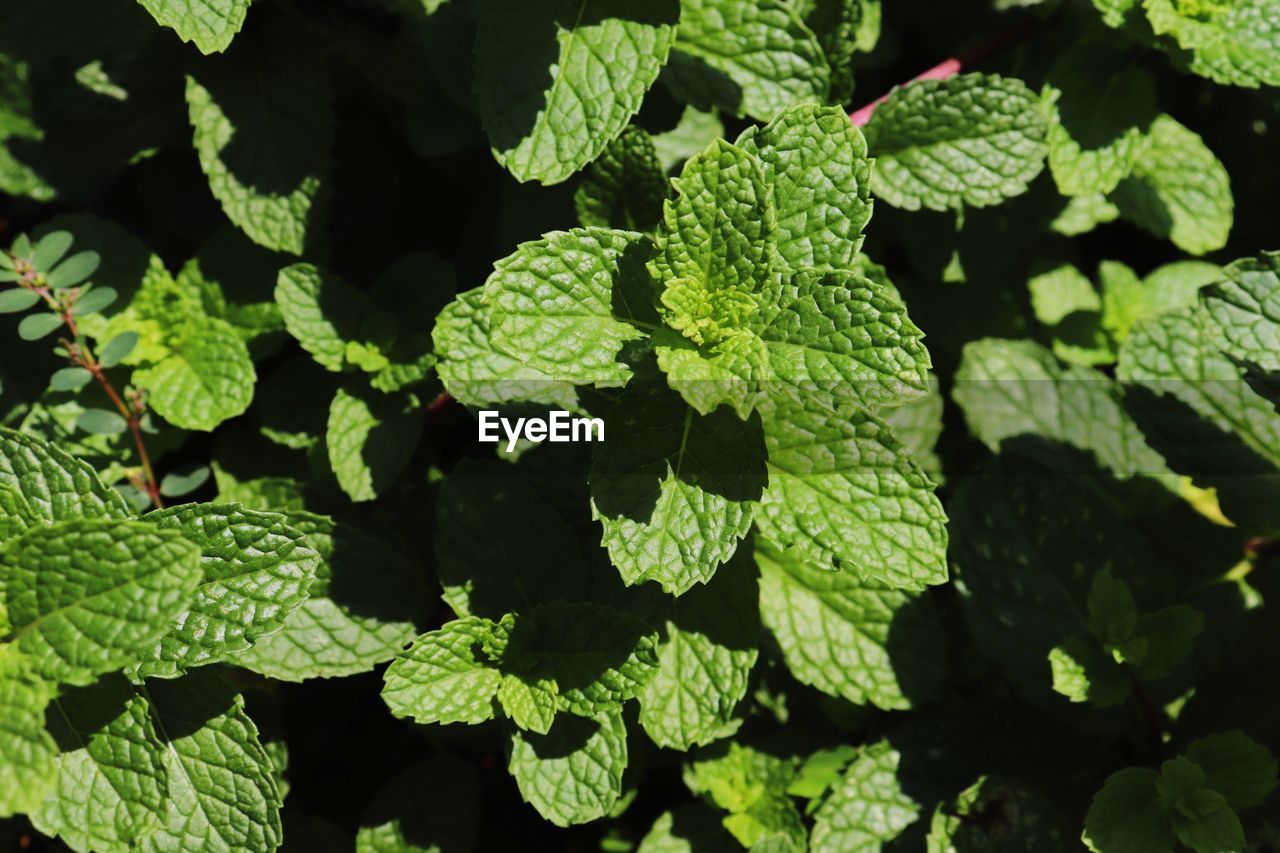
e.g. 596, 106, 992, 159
651, 107, 726, 172
433, 290, 580, 410
1184, 731, 1279, 811
882, 379, 945, 484
665, 0, 830, 121
1049, 632, 1130, 707
498, 602, 659, 719
327, 385, 423, 503
575, 126, 668, 232
1172, 798, 1244, 853
0, 654, 56, 819
736, 104, 873, 272
275, 264, 375, 373
186, 40, 332, 254
0, 428, 133, 521
636, 550, 759, 750
1, 519, 202, 685
756, 540, 945, 709
498, 674, 560, 735
132, 504, 320, 679
1084, 769, 1173, 853
178, 227, 287, 360
507, 712, 628, 827
33, 677, 167, 852
138, 671, 282, 852
474, 0, 678, 185
1144, 0, 1280, 88
1204, 252, 1280, 371
232, 513, 429, 681
810, 742, 918, 852
864, 73, 1049, 211
755, 395, 948, 590
485, 228, 649, 385
137, 0, 250, 54
381, 617, 502, 725
1043, 41, 1157, 196
1112, 115, 1233, 256
135, 318, 255, 431
590, 381, 765, 594
685, 743, 802, 849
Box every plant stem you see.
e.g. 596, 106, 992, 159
849, 17, 1036, 127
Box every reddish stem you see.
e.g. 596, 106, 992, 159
849, 17, 1036, 127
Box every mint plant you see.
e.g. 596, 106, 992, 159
3, 0, 1280, 850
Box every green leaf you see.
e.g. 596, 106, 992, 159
637, 550, 759, 750
32, 677, 168, 853
135, 318, 256, 431
76, 408, 127, 436
685, 743, 802, 848
381, 617, 501, 725
756, 540, 945, 710
1184, 731, 1279, 810
507, 712, 628, 827
665, 0, 830, 121
0, 518, 202, 685
159, 465, 210, 498
1086, 570, 1138, 643
326, 385, 424, 502
1172, 798, 1244, 853
1112, 115, 1233, 256
72, 286, 118, 316
47, 251, 101, 290
0, 289, 39, 314
131, 504, 320, 679
18, 312, 64, 341
178, 227, 289, 360
651, 107, 728, 173
1133, 605, 1202, 679
497, 601, 659, 717
1143, 0, 1280, 88
355, 756, 481, 853
433, 290, 580, 409
576, 126, 668, 231
138, 670, 282, 852
49, 367, 92, 392
755, 394, 948, 590
864, 73, 1049, 211
736, 104, 874, 272
0, 428, 134, 521
30, 231, 73, 271
1043, 41, 1157, 196
474, 0, 679, 184
751, 269, 932, 410
275, 264, 369, 372
1204, 252, 1280, 372
497, 674, 560, 735
233, 513, 429, 681
136, 0, 251, 54
1049, 632, 1130, 707
484, 228, 650, 385
0, 654, 57, 819
810, 742, 918, 852
0, 484, 38, 545
882, 379, 945, 485
186, 39, 332, 254
1084, 769, 1173, 853
1029, 263, 1101, 326
589, 380, 765, 594
98, 332, 139, 368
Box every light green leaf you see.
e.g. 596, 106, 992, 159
590, 380, 765, 594
139, 671, 282, 852
654, 328, 770, 419
1204, 252, 1280, 372
131, 504, 320, 679
0, 653, 57, 819
186, 40, 332, 254
810, 742, 918, 852
137, 0, 250, 53
756, 540, 945, 710
1083, 768, 1173, 853
500, 601, 659, 718
1184, 731, 1279, 811
637, 550, 759, 750
433, 290, 580, 410
135, 318, 255, 431
575, 126, 668, 232
864, 73, 1048, 211
498, 674, 560, 735
474, 0, 679, 184
736, 104, 873, 272
381, 617, 501, 725
0, 519, 202, 685
755, 395, 948, 590
1112, 114, 1232, 256
665, 0, 830, 121
484, 228, 650, 386
685, 743, 802, 849
32, 677, 168, 853
1049, 633, 1130, 707
1043, 41, 1157, 196
651, 107, 725, 172
882, 380, 945, 484
327, 385, 423, 503
1143, 0, 1280, 88
233, 513, 429, 681
275, 264, 375, 373
355, 756, 481, 853
507, 711, 628, 827
178, 227, 288, 360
